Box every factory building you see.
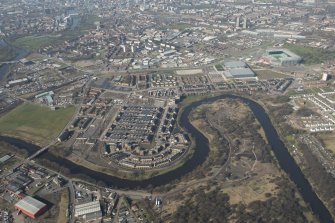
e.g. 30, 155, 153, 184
221, 61, 256, 79
264, 49, 302, 66
14, 196, 48, 219
74, 201, 102, 221
6, 78, 29, 88
322, 73, 329, 81
35, 91, 54, 106
58, 129, 71, 142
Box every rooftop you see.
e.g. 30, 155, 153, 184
224, 68, 256, 78
15, 196, 47, 215
223, 61, 247, 69
75, 201, 102, 217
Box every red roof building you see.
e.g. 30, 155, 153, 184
14, 196, 48, 219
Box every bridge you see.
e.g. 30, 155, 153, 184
0, 60, 19, 65
27, 145, 51, 160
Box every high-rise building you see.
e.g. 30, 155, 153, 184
236, 16, 240, 28
303, 0, 316, 4
243, 17, 247, 29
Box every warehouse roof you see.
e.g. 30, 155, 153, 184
224, 68, 256, 78
223, 61, 247, 69
15, 196, 47, 215
75, 201, 102, 217
0, 154, 12, 163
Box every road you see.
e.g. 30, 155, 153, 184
113, 195, 123, 223
0, 60, 19, 65
0, 50, 296, 221
68, 180, 75, 223
1, 76, 92, 222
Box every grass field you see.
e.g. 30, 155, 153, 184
255, 69, 289, 80
11, 15, 99, 51
286, 87, 325, 96
0, 103, 75, 145
11, 35, 60, 51
319, 133, 335, 155
284, 44, 335, 65
224, 174, 278, 205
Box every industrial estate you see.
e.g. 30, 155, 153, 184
0, 0, 335, 223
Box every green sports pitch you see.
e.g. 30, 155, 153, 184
0, 103, 75, 145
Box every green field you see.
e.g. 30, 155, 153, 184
0, 103, 75, 145
10, 15, 100, 51
284, 44, 335, 65
10, 35, 60, 51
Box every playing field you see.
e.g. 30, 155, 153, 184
0, 103, 75, 145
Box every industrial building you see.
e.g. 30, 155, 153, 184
6, 78, 29, 88
35, 91, 54, 106
74, 201, 102, 221
0, 154, 13, 164
14, 196, 48, 219
58, 129, 71, 142
264, 49, 302, 66
221, 61, 256, 79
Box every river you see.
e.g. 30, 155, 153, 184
0, 94, 333, 222
0, 12, 80, 81
0, 39, 28, 80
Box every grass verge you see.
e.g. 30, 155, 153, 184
57, 189, 69, 223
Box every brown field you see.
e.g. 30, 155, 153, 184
57, 189, 69, 223
255, 69, 290, 80
319, 133, 335, 155
74, 59, 97, 68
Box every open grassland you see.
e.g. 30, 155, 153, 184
255, 69, 290, 80
319, 133, 335, 155
224, 170, 278, 205
10, 35, 60, 51
0, 103, 75, 145
284, 44, 335, 65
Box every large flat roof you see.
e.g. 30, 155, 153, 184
223, 61, 247, 69
15, 196, 47, 215
75, 201, 102, 217
225, 68, 256, 78
0, 154, 12, 163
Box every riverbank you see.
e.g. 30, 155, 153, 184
0, 103, 76, 146
261, 96, 335, 222
0, 95, 213, 188
166, 97, 315, 222
0, 94, 333, 222
0, 39, 28, 80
